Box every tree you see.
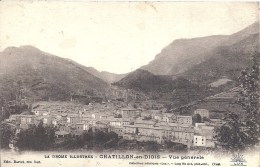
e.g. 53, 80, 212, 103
143, 115, 152, 120
15, 122, 56, 151
238, 52, 260, 117
192, 114, 202, 125
145, 141, 160, 152
104, 132, 119, 148
215, 113, 250, 151
0, 123, 15, 149
115, 114, 122, 118
164, 140, 177, 150
216, 52, 260, 151
202, 117, 210, 122
94, 130, 109, 146
107, 131, 118, 140
133, 104, 137, 108
238, 51, 260, 148
63, 136, 84, 149
83, 128, 94, 143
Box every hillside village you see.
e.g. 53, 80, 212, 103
4, 90, 234, 150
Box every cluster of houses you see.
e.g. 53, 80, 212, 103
5, 101, 226, 149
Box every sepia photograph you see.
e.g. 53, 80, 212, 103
0, 1, 259, 167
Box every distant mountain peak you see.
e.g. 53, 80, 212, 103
0, 46, 109, 102
19, 45, 40, 50
2, 45, 40, 53
141, 21, 259, 76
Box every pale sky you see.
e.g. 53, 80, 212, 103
0, 1, 258, 74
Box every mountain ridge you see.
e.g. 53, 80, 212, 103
114, 21, 259, 106
113, 69, 211, 106
0, 46, 110, 102
141, 21, 259, 76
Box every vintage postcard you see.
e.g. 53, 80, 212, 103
0, 1, 259, 167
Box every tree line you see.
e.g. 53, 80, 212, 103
215, 52, 260, 151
